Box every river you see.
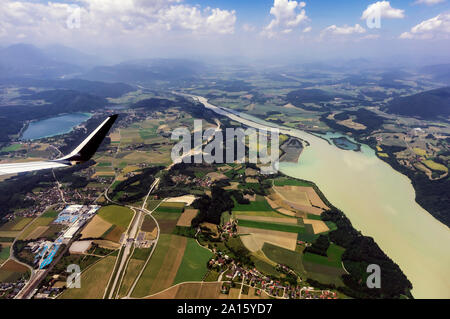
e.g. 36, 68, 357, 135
21, 113, 91, 141
190, 94, 450, 299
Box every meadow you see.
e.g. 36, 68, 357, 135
173, 238, 213, 284
238, 219, 305, 234
59, 256, 117, 299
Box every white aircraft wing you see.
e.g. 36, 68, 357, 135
0, 161, 70, 175
0, 114, 118, 177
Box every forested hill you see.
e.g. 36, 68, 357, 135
0, 90, 107, 145
0, 78, 134, 99
384, 87, 450, 120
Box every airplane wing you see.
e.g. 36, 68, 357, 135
0, 114, 118, 176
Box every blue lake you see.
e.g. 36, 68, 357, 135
21, 113, 91, 141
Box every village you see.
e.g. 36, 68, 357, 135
208, 249, 337, 300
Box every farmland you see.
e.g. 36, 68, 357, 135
0, 259, 30, 283
81, 215, 113, 239
233, 196, 273, 212
176, 209, 198, 227
0, 217, 33, 232
117, 258, 145, 298
17, 216, 55, 240
131, 234, 184, 298
97, 205, 134, 230
173, 238, 213, 284
238, 227, 298, 251
303, 244, 345, 269
237, 219, 304, 233
262, 242, 305, 274
154, 202, 185, 214
146, 282, 224, 299
59, 256, 117, 299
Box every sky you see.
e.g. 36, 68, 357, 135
0, 0, 449, 63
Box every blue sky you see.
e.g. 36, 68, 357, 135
1, 0, 449, 62
192, 0, 448, 34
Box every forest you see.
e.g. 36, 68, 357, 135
191, 186, 234, 227
321, 208, 413, 298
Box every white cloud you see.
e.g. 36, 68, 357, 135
414, 0, 445, 5
361, 1, 405, 20
242, 24, 256, 32
360, 34, 381, 40
262, 0, 309, 37
303, 26, 312, 33
0, 0, 237, 45
321, 24, 366, 36
400, 13, 450, 39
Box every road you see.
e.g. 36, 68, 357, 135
104, 177, 160, 299
125, 203, 162, 298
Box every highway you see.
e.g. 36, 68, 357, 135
104, 177, 160, 299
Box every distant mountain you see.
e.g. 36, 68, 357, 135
384, 87, 450, 119
42, 44, 103, 67
377, 70, 414, 89
0, 43, 80, 79
1, 78, 134, 99
16, 89, 107, 109
80, 58, 206, 84
287, 88, 353, 104
420, 64, 450, 84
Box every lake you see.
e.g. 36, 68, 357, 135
192, 94, 450, 299
21, 113, 91, 141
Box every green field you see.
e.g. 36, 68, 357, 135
59, 256, 117, 299
303, 244, 345, 268
97, 162, 112, 167
154, 211, 182, 221
273, 177, 313, 187
132, 248, 152, 261
18, 216, 56, 240
262, 243, 304, 274
233, 210, 292, 219
41, 209, 59, 218
147, 200, 162, 211
297, 232, 319, 243
154, 206, 184, 214
0, 144, 22, 152
233, 197, 273, 212
118, 258, 144, 298
131, 234, 172, 298
252, 258, 282, 277
154, 202, 185, 214
173, 238, 213, 284
238, 219, 305, 233
0, 217, 33, 231
97, 205, 134, 229
423, 159, 448, 172
306, 214, 322, 221
325, 221, 338, 232
0, 245, 10, 263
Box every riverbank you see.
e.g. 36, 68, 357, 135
188, 93, 450, 299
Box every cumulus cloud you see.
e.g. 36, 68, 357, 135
321, 24, 366, 36
0, 0, 237, 45
361, 1, 405, 20
400, 13, 450, 39
262, 0, 309, 37
303, 26, 312, 33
